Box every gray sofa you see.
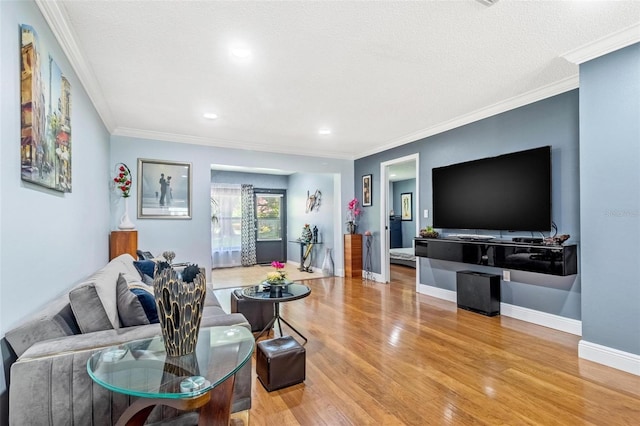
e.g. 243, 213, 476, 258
4, 253, 251, 425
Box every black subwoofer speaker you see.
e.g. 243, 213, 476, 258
456, 270, 501, 316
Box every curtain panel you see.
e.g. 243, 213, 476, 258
240, 184, 257, 266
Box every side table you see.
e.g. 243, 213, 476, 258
110, 230, 137, 260
344, 234, 362, 278
87, 326, 254, 426
243, 283, 311, 344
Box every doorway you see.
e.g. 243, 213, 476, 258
379, 154, 419, 284
254, 188, 287, 264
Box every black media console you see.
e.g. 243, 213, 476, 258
414, 237, 578, 276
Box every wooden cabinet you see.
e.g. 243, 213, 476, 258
110, 230, 138, 261
344, 234, 362, 278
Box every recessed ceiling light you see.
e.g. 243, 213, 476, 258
318, 128, 331, 135
390, 174, 397, 177
203, 113, 218, 120
229, 46, 251, 59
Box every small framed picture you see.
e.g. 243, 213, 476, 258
137, 159, 192, 219
362, 174, 372, 207
401, 192, 412, 221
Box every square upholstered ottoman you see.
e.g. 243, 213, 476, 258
230, 289, 274, 332
256, 336, 306, 391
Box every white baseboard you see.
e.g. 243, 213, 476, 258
500, 303, 582, 336
417, 284, 457, 303
579, 340, 640, 376
361, 271, 385, 283
416, 285, 582, 335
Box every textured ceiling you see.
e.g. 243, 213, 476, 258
45, 1, 640, 159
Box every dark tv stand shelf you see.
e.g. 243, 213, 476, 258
414, 237, 577, 276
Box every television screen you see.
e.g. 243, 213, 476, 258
432, 146, 551, 232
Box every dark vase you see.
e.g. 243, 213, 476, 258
154, 268, 206, 357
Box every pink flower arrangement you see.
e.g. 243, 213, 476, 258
347, 198, 361, 222
113, 163, 132, 198
266, 261, 287, 283
271, 261, 285, 270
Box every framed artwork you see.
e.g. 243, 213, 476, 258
401, 192, 412, 221
20, 24, 72, 192
362, 174, 372, 207
137, 159, 192, 219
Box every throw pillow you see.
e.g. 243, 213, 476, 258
119, 272, 159, 324
130, 288, 159, 323
133, 260, 156, 279
116, 273, 151, 327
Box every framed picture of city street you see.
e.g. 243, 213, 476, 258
137, 158, 192, 219
20, 24, 72, 192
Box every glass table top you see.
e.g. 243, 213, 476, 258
242, 282, 311, 302
87, 326, 254, 399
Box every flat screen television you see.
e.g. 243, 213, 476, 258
432, 146, 551, 232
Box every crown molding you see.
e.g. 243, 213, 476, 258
36, 0, 115, 132
356, 75, 579, 159
113, 127, 354, 160
562, 22, 640, 64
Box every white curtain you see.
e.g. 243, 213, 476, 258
211, 184, 242, 268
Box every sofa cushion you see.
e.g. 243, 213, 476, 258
69, 284, 113, 333
131, 289, 159, 323
4, 295, 80, 357
133, 259, 157, 279
116, 273, 151, 327
118, 271, 159, 324
69, 254, 139, 332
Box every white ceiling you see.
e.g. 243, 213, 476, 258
388, 161, 416, 182
40, 1, 640, 160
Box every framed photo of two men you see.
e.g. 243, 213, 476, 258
137, 159, 192, 219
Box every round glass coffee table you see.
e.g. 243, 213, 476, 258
87, 325, 253, 426
242, 282, 311, 343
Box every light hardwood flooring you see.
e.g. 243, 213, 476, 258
211, 263, 325, 289
218, 265, 640, 425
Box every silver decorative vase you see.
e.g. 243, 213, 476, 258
346, 221, 357, 234
154, 267, 206, 357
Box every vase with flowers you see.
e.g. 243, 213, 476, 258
346, 198, 361, 234
264, 261, 291, 297
113, 163, 135, 230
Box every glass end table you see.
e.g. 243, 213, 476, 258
87, 325, 254, 426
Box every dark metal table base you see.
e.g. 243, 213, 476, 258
255, 302, 307, 344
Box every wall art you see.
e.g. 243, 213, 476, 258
20, 24, 72, 192
138, 159, 192, 219
362, 174, 372, 207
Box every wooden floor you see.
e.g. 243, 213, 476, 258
243, 265, 640, 425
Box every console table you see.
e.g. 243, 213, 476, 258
414, 237, 577, 276
290, 240, 322, 272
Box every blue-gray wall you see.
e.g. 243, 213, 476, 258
393, 179, 416, 247
111, 135, 352, 279
210, 170, 335, 269
580, 43, 640, 355
355, 90, 581, 319
1, 0, 111, 421
288, 173, 335, 270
